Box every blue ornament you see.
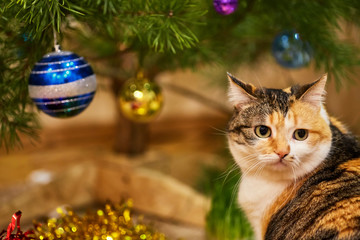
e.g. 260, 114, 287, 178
28, 51, 96, 118
272, 31, 313, 68
213, 0, 238, 15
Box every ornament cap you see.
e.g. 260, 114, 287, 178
136, 70, 145, 80
54, 44, 61, 52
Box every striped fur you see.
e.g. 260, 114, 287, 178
227, 73, 360, 239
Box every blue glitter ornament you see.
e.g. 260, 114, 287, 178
28, 50, 96, 118
272, 31, 313, 68
213, 0, 238, 15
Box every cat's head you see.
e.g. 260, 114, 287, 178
227, 73, 332, 181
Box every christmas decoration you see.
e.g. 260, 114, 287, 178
28, 50, 97, 118
271, 30, 313, 68
213, 0, 238, 15
119, 73, 163, 123
33, 200, 166, 240
0, 211, 34, 240
2, 0, 360, 151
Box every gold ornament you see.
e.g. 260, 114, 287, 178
33, 200, 167, 240
119, 73, 163, 123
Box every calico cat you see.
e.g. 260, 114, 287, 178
227, 73, 360, 240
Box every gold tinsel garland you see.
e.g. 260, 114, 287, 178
32, 200, 166, 240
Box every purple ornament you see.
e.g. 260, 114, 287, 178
213, 0, 238, 15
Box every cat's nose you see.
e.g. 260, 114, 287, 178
275, 151, 289, 159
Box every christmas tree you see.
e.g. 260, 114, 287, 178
1, 0, 360, 153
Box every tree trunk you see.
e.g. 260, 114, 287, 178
113, 110, 149, 155
111, 77, 149, 155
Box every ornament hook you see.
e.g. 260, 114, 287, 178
53, 25, 61, 52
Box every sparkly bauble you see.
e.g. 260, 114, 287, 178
272, 30, 313, 68
213, 0, 238, 15
28, 51, 96, 118
119, 76, 163, 122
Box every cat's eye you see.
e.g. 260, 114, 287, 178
293, 129, 308, 141
254, 125, 271, 138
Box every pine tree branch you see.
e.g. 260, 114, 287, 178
163, 82, 231, 116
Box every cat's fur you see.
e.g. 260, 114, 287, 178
227, 73, 360, 240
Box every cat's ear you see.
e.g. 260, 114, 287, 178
296, 74, 327, 108
227, 72, 257, 109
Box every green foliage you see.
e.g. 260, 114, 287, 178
6, 0, 85, 39
0, 16, 41, 151
203, 166, 253, 240
1, 0, 360, 149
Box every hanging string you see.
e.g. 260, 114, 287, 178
53, 24, 61, 52
48, 3, 61, 52
46, 0, 61, 52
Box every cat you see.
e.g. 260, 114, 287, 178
226, 72, 360, 240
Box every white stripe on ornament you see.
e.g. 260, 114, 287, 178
29, 74, 96, 99
31, 63, 90, 74
35, 57, 84, 65
42, 51, 73, 57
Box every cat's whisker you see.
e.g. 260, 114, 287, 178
219, 165, 241, 188
240, 160, 265, 179
236, 153, 262, 166
254, 164, 266, 179
290, 165, 298, 193
230, 178, 241, 209
210, 126, 229, 136
216, 162, 239, 180
253, 73, 264, 90
288, 157, 300, 168
242, 156, 261, 165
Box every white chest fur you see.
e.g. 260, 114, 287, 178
238, 176, 291, 240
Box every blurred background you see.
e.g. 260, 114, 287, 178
1, 1, 360, 239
